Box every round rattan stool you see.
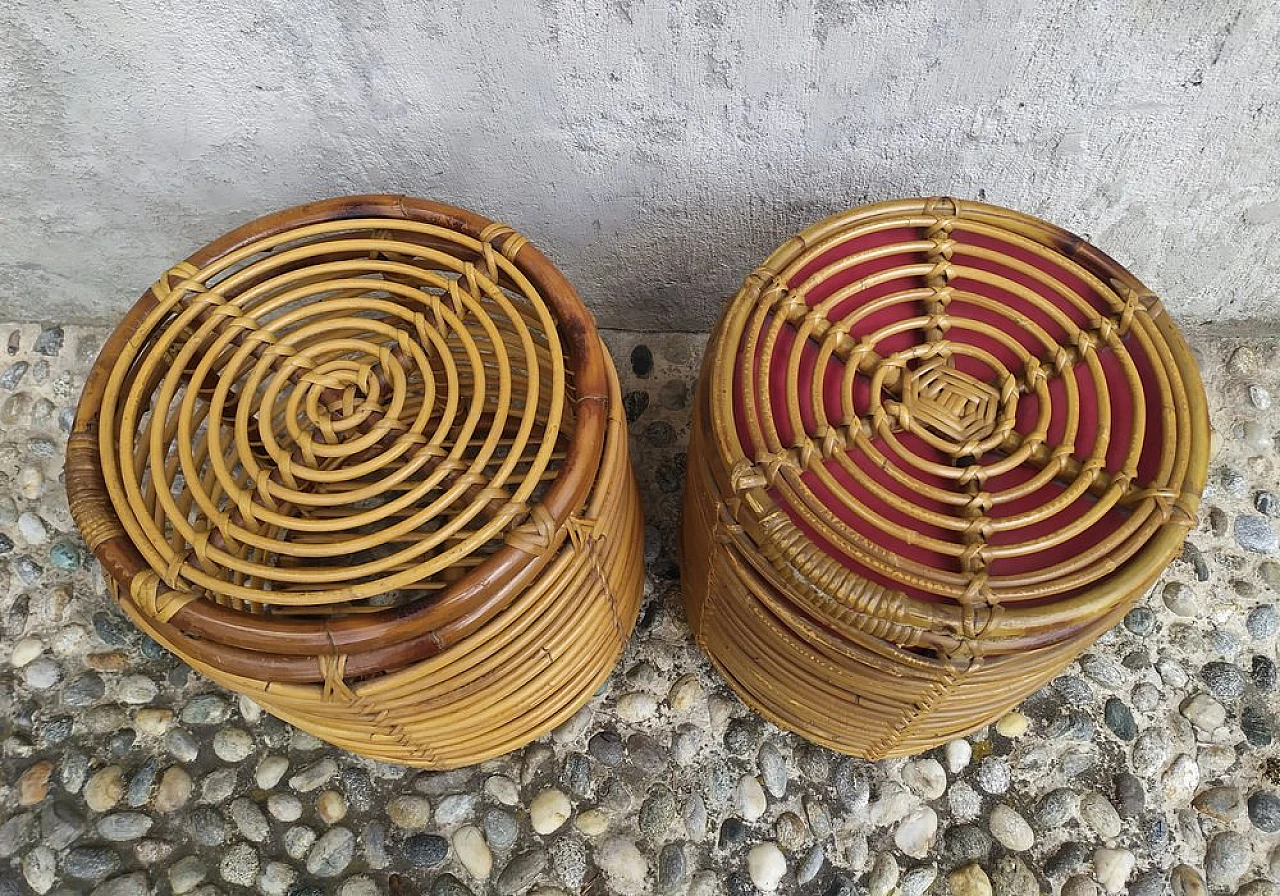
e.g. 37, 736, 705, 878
67, 195, 644, 767
682, 197, 1208, 759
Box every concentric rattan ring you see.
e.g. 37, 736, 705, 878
683, 196, 1209, 758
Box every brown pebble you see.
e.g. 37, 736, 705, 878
18, 760, 54, 805
86, 651, 131, 671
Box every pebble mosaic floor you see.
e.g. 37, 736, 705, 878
0, 323, 1278, 896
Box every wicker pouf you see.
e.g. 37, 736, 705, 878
67, 195, 644, 767
682, 197, 1209, 759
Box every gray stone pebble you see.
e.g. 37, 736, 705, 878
1237, 515, 1278, 553
96, 812, 153, 841
639, 785, 677, 839
550, 837, 588, 889
180, 694, 229, 725
659, 842, 687, 888
943, 823, 993, 866
165, 729, 199, 763
362, 821, 389, 869
484, 808, 519, 851
186, 807, 226, 847
289, 758, 338, 792
1206, 831, 1252, 886
1104, 698, 1137, 740
1249, 791, 1280, 832
1243, 703, 1275, 745
404, 833, 449, 867
1201, 661, 1247, 699
230, 797, 269, 842
63, 846, 122, 881
497, 849, 548, 894
975, 757, 1010, 795
588, 729, 625, 766
1045, 841, 1090, 879
429, 874, 475, 896
219, 842, 258, 887
90, 872, 149, 896
306, 827, 355, 877
1248, 604, 1280, 639
947, 781, 982, 822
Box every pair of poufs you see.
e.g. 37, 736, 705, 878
66, 194, 1208, 767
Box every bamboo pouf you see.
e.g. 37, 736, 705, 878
682, 197, 1209, 759
66, 195, 644, 767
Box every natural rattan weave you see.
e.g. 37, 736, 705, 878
67, 195, 643, 767
682, 197, 1208, 759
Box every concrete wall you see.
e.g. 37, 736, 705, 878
2, 0, 1277, 332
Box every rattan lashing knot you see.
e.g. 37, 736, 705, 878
507, 503, 560, 554
149, 261, 201, 305
319, 654, 356, 703
130, 570, 198, 624
730, 458, 769, 493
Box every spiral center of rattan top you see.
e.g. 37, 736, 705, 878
93, 212, 602, 615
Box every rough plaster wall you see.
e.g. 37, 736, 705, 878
1, 0, 1278, 331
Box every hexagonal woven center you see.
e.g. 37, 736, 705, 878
904, 357, 1001, 447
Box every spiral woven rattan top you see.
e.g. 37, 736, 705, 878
69, 196, 610, 668
709, 197, 1208, 651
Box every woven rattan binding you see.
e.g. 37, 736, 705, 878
67, 195, 644, 767
682, 197, 1209, 759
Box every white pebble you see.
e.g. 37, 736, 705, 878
893, 806, 938, 859
530, 788, 572, 835
747, 842, 787, 892
453, 824, 492, 879
667, 674, 704, 712
995, 712, 1029, 738
18, 467, 43, 500
10, 637, 43, 667
17, 512, 48, 545
1094, 847, 1135, 893
213, 728, 254, 762
255, 755, 289, 790
988, 804, 1034, 852
575, 809, 609, 836
485, 775, 519, 806
903, 758, 946, 799
316, 790, 347, 823
596, 837, 648, 890
615, 692, 658, 722
268, 793, 302, 822
945, 739, 972, 773
737, 775, 767, 822
238, 695, 264, 723
337, 877, 380, 896
1163, 754, 1200, 803
1078, 793, 1122, 840
22, 845, 55, 894
84, 765, 125, 813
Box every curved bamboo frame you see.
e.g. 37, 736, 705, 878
67, 195, 643, 766
682, 197, 1208, 759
